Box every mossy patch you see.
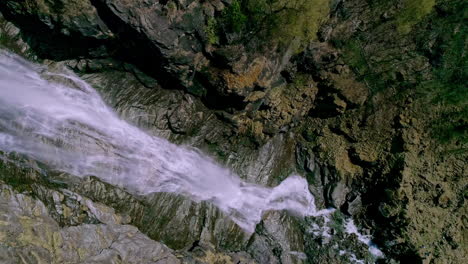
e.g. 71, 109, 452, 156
415, 2, 467, 145
340, 39, 387, 95
205, 17, 220, 45
216, 0, 331, 50
221, 0, 247, 33
396, 0, 436, 34
329, 211, 345, 234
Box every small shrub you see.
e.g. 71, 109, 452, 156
221, 0, 247, 33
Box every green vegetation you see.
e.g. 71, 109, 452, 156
243, 0, 330, 45
221, 0, 247, 33
340, 39, 387, 94
208, 0, 330, 49
431, 108, 467, 145
396, 0, 436, 34
400, 0, 468, 145
420, 11, 467, 144
426, 28, 467, 106
329, 210, 345, 234
0, 151, 68, 194
205, 17, 220, 45
338, 0, 466, 146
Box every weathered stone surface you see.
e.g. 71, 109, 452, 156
0, 0, 113, 39
0, 183, 180, 264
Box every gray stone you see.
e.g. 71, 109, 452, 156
0, 183, 180, 264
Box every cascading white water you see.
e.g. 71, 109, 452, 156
0, 50, 331, 233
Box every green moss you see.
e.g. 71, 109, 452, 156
205, 17, 219, 45
416, 2, 467, 145
431, 109, 467, 145
341, 40, 368, 75
0, 154, 36, 193
0, 152, 67, 194
340, 0, 466, 146
430, 31, 466, 105
218, 0, 330, 50
396, 0, 436, 34
187, 81, 207, 98
329, 211, 345, 234
167, 1, 177, 11
340, 39, 386, 94
221, 0, 247, 33
203, 141, 228, 163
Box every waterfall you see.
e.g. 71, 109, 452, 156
0, 50, 330, 233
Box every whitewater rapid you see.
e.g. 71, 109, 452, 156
0, 50, 332, 233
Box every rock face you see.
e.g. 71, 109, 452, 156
0, 0, 467, 263
1, 0, 112, 39
0, 183, 180, 264
0, 0, 287, 104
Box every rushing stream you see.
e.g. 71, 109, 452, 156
0, 50, 334, 233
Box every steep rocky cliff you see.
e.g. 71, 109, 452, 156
0, 0, 466, 263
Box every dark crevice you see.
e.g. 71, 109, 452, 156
0, 1, 185, 92
0, 9, 106, 60
194, 71, 248, 111
329, 126, 358, 143
88, 0, 183, 91
187, 240, 200, 252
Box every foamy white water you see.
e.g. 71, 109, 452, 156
345, 219, 384, 258
0, 50, 331, 233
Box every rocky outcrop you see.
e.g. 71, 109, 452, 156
1, 0, 112, 39
0, 182, 180, 264
0, 0, 289, 109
